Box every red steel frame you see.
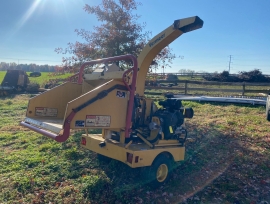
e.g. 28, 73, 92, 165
20, 54, 138, 142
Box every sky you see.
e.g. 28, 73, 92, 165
0, 0, 270, 74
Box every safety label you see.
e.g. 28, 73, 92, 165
116, 90, 126, 98
85, 115, 111, 127
75, 120, 85, 127
35, 107, 58, 117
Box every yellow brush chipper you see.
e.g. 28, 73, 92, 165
20, 16, 203, 185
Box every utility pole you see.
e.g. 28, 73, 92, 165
228, 55, 232, 73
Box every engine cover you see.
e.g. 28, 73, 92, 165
153, 109, 184, 140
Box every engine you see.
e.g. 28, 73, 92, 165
148, 99, 193, 144
131, 96, 193, 145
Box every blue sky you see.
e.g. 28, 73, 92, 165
0, 0, 270, 74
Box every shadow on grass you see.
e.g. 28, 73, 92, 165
81, 125, 270, 204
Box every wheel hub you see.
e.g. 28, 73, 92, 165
156, 164, 168, 182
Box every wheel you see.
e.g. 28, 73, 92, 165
266, 96, 270, 121
156, 163, 168, 183
141, 154, 172, 187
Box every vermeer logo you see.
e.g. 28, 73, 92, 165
149, 33, 165, 47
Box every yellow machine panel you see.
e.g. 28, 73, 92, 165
26, 82, 82, 119
81, 134, 185, 168
65, 80, 129, 129
136, 16, 203, 95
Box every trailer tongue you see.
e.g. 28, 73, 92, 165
20, 16, 203, 185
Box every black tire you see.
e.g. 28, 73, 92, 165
141, 154, 172, 187
266, 97, 270, 121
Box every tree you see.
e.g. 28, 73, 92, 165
55, 0, 174, 71
238, 69, 269, 82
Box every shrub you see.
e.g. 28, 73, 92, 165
238, 69, 270, 82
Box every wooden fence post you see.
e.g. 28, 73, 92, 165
185, 81, 188, 95
242, 82, 245, 96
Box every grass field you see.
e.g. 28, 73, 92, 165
0, 71, 72, 87
147, 75, 270, 97
145, 83, 270, 97
0, 94, 269, 203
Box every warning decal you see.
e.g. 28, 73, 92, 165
75, 120, 85, 127
116, 90, 126, 98
35, 107, 58, 117
85, 115, 111, 127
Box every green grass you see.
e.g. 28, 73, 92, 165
0, 71, 6, 83
0, 95, 270, 203
0, 71, 72, 87
29, 72, 73, 87
178, 75, 205, 81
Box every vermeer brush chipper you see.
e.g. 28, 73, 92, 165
20, 16, 203, 185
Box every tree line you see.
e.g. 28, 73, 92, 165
0, 62, 62, 72
203, 69, 270, 82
